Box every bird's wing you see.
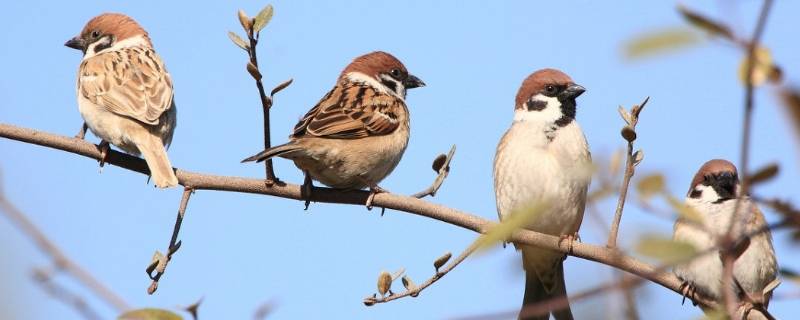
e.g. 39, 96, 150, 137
78, 46, 173, 125
292, 83, 404, 139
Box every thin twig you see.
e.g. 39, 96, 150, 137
412, 145, 456, 198
245, 17, 277, 184
723, 0, 774, 316
607, 97, 649, 248
0, 170, 130, 312
0, 123, 728, 309
32, 268, 102, 320
147, 187, 194, 294
365, 241, 478, 305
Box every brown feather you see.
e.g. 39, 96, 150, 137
515, 69, 575, 109
687, 159, 738, 196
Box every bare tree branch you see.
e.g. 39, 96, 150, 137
0, 168, 130, 312
412, 145, 456, 199
32, 267, 102, 320
607, 96, 649, 248
0, 122, 721, 309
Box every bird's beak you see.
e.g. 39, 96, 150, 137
403, 74, 425, 89
64, 36, 86, 51
559, 83, 586, 100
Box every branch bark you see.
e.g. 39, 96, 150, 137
0, 122, 719, 309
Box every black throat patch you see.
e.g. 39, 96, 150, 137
554, 99, 576, 127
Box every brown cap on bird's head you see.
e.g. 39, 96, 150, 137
65, 13, 151, 52
515, 69, 585, 110
687, 159, 739, 196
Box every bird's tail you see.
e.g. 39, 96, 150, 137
520, 248, 573, 320
241, 143, 301, 163
137, 134, 179, 188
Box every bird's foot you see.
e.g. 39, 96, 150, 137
301, 171, 314, 210
679, 280, 699, 306
97, 140, 110, 172
558, 232, 580, 256
365, 185, 388, 212
75, 122, 88, 140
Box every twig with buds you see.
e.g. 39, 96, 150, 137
230, 5, 293, 185
364, 242, 476, 306
412, 145, 456, 199
146, 187, 194, 294
607, 97, 649, 248
0, 170, 130, 313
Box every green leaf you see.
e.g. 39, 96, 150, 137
227, 31, 249, 51
677, 5, 735, 40
623, 27, 701, 59
475, 202, 549, 251
253, 4, 274, 33
636, 174, 665, 199
636, 235, 697, 264
118, 308, 183, 320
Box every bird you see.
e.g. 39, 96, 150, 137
65, 13, 178, 188
493, 69, 591, 320
673, 159, 777, 318
242, 51, 424, 200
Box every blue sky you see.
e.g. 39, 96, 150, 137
1, 1, 798, 319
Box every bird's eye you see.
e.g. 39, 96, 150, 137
545, 85, 558, 95
91, 30, 100, 38
390, 69, 402, 78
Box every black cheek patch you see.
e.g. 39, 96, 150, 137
381, 79, 398, 94
689, 189, 702, 198
526, 99, 547, 111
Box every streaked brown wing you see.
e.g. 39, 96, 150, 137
292, 83, 402, 139
79, 46, 173, 125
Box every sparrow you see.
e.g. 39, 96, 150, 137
493, 69, 590, 320
66, 13, 178, 188
242, 51, 424, 198
673, 159, 777, 318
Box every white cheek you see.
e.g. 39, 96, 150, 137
695, 184, 721, 202
513, 94, 562, 123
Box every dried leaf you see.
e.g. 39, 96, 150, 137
621, 126, 637, 142
253, 4, 274, 33
247, 62, 262, 80
624, 27, 701, 59
227, 31, 249, 51
475, 202, 549, 251
390, 268, 405, 281
237, 9, 252, 31
377, 271, 392, 297
118, 308, 183, 320
433, 252, 452, 271
738, 47, 773, 87
746, 163, 779, 185
780, 88, 800, 141
270, 78, 294, 97
632, 149, 644, 167
637, 174, 665, 199
618, 106, 632, 125
636, 235, 697, 264
763, 278, 781, 296
432, 154, 447, 173
677, 5, 735, 40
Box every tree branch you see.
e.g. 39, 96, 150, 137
0, 122, 719, 309
146, 187, 194, 294
0, 166, 130, 312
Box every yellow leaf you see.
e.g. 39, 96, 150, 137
253, 4, 274, 33
636, 174, 665, 199
666, 195, 703, 224
475, 202, 549, 251
227, 31, 249, 51
738, 47, 773, 87
636, 235, 697, 264
118, 308, 183, 320
624, 27, 701, 59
